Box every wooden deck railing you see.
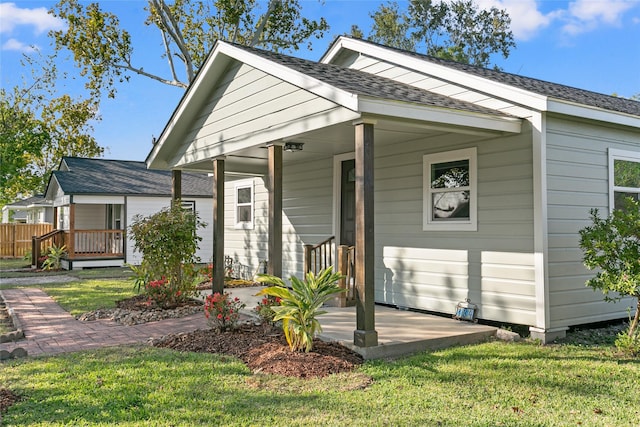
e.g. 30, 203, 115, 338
304, 236, 356, 307
32, 229, 124, 267
337, 244, 356, 307
32, 229, 65, 267
304, 236, 335, 275
68, 230, 124, 258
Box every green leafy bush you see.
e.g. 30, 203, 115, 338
128, 202, 205, 308
41, 244, 67, 270
579, 197, 640, 353
256, 267, 345, 352
254, 294, 281, 324
204, 292, 245, 332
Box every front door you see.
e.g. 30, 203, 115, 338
340, 159, 356, 246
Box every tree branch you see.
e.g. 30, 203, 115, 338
114, 63, 188, 89
156, 0, 195, 82
251, 0, 280, 46
160, 30, 181, 84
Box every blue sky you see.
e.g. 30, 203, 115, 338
1, 0, 639, 162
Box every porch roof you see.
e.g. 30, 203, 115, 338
146, 41, 522, 172
47, 157, 212, 198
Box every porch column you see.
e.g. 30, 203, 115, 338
353, 120, 378, 347
212, 158, 225, 294
68, 203, 75, 259
267, 143, 283, 277
171, 170, 182, 201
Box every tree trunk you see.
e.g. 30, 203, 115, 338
629, 298, 640, 337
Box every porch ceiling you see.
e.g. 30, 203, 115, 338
177, 116, 506, 176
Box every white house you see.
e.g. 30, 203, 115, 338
42, 157, 214, 270
2, 195, 53, 224
145, 37, 640, 345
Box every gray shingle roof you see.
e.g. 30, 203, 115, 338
338, 38, 640, 117
4, 195, 50, 208
53, 157, 212, 197
232, 43, 515, 118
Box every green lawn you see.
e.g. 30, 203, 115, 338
1, 278, 638, 426
0, 265, 133, 280
37, 279, 137, 316
1, 340, 638, 426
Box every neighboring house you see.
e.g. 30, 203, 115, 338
1, 195, 53, 224
146, 37, 640, 344
42, 157, 214, 270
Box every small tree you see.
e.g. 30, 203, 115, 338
579, 198, 640, 352
128, 202, 205, 307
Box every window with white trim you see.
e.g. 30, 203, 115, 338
609, 148, 640, 211
423, 147, 477, 231
234, 180, 254, 229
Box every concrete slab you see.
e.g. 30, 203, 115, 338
217, 286, 498, 360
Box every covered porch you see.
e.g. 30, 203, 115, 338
148, 41, 521, 350
32, 202, 124, 270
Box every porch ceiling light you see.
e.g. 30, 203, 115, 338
284, 142, 304, 152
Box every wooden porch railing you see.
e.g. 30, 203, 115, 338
337, 244, 356, 307
304, 236, 335, 275
68, 230, 124, 258
32, 229, 65, 267
303, 236, 356, 307
32, 229, 124, 267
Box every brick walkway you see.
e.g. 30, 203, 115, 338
0, 288, 211, 358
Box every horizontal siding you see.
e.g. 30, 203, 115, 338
375, 129, 537, 325
218, 129, 537, 326
178, 63, 348, 164
282, 157, 335, 276
74, 204, 105, 229
125, 197, 214, 266
546, 115, 640, 328
224, 177, 268, 273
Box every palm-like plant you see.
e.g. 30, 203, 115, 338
256, 267, 345, 353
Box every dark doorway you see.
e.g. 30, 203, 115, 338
340, 159, 356, 246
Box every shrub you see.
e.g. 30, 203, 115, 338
128, 202, 205, 307
204, 292, 246, 332
41, 244, 67, 270
254, 295, 281, 324
579, 197, 640, 353
256, 267, 345, 352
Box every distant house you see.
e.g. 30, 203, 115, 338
145, 37, 640, 344
2, 195, 53, 224
42, 157, 214, 270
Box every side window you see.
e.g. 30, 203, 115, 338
609, 149, 640, 211
234, 180, 254, 229
423, 147, 477, 231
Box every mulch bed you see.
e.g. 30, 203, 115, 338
151, 323, 364, 378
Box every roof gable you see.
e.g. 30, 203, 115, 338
323, 37, 640, 124
147, 41, 521, 170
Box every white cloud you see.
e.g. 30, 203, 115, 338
563, 0, 636, 35
474, 0, 561, 40
0, 2, 65, 35
2, 38, 39, 53
472, 0, 639, 40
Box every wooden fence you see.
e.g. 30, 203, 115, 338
0, 223, 53, 258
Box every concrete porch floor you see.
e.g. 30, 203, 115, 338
222, 286, 498, 360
